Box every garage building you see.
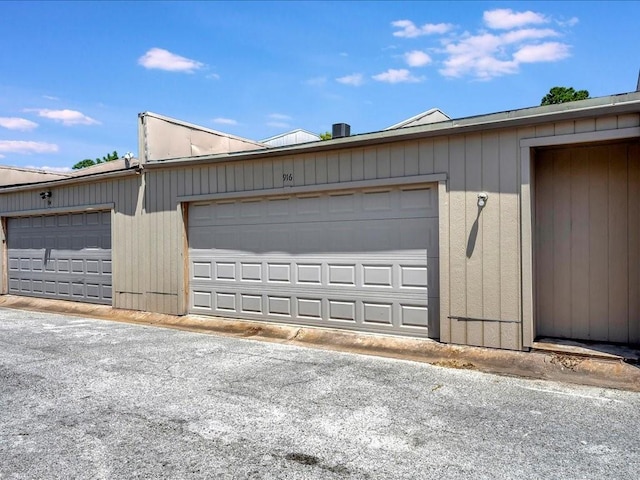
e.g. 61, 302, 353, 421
1, 95, 639, 352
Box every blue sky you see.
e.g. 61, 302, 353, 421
0, 1, 638, 171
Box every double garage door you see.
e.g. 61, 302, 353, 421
6, 211, 112, 304
189, 185, 439, 338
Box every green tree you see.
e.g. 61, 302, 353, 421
541, 86, 589, 106
319, 132, 332, 140
73, 150, 119, 170
72, 159, 96, 170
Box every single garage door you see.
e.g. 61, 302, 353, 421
7, 211, 112, 304
535, 141, 640, 344
188, 185, 439, 338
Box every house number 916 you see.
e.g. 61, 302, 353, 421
283, 173, 293, 182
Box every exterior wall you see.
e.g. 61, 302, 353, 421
141, 114, 265, 162
142, 113, 638, 350
0, 111, 637, 351
0, 175, 147, 312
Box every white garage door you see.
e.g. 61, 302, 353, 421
7, 211, 112, 305
188, 185, 439, 337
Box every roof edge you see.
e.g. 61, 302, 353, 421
0, 165, 140, 192
143, 91, 640, 169
384, 108, 450, 130
139, 111, 266, 148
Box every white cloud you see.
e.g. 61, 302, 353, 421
439, 28, 568, 79
206, 73, 220, 80
0, 140, 59, 155
484, 9, 547, 29
339, 52, 349, 57
27, 109, 99, 126
557, 17, 579, 27
392, 20, 453, 38
379, 10, 574, 81
0, 117, 38, 131
268, 113, 291, 121
513, 42, 571, 63
42, 95, 59, 101
501, 28, 559, 44
267, 121, 291, 129
404, 50, 432, 67
336, 73, 364, 86
212, 117, 238, 125
138, 48, 204, 73
372, 68, 424, 84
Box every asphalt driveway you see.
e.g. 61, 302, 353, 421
1, 307, 639, 479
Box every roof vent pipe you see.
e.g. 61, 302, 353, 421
332, 123, 351, 139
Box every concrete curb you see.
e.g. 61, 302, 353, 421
1, 295, 639, 392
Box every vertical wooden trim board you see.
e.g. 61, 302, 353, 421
437, 179, 449, 341
1, 217, 7, 295
520, 146, 534, 347
178, 202, 189, 315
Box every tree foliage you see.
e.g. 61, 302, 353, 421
72, 150, 119, 170
540, 86, 589, 106
319, 131, 332, 140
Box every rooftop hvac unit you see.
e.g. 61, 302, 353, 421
332, 123, 351, 139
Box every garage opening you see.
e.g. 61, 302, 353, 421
534, 140, 640, 345
187, 185, 439, 338
6, 211, 112, 305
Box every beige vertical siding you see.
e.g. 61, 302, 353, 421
0, 113, 636, 350
127, 114, 637, 349
535, 141, 640, 343
0, 176, 146, 311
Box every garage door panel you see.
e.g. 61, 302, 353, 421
267, 263, 290, 283
241, 294, 262, 313
189, 290, 432, 337
193, 261, 212, 280
401, 304, 429, 328
189, 185, 438, 338
192, 290, 212, 309
216, 292, 236, 311
191, 256, 432, 291
101, 285, 112, 301
362, 302, 393, 325
297, 298, 321, 318
190, 191, 433, 229
32, 280, 44, 294
102, 260, 112, 275
7, 212, 112, 305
